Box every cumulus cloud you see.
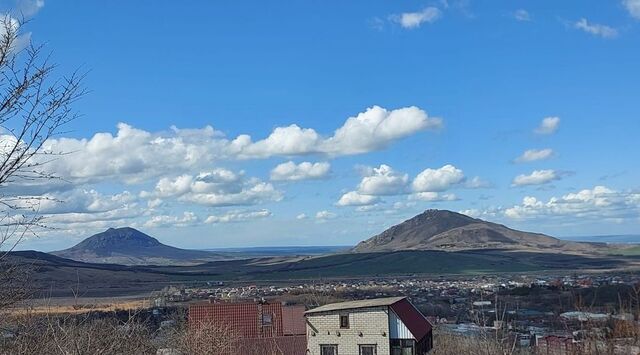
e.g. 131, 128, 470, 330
144, 212, 198, 228
391, 7, 442, 29
515, 148, 554, 163
535, 117, 560, 135
513, 9, 531, 21
10, 189, 141, 228
296, 213, 308, 220
357, 164, 409, 196
205, 209, 271, 224
270, 161, 330, 181
315, 210, 337, 220
504, 186, 640, 220
574, 18, 618, 39
337, 191, 381, 206
512, 169, 562, 186
319, 106, 442, 155
42, 124, 221, 184
39, 106, 439, 185
148, 169, 282, 207
5, 188, 147, 235
623, 0, 640, 19
43, 204, 144, 228
35, 189, 138, 215
336, 164, 469, 207
412, 164, 464, 192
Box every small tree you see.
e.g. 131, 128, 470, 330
0, 14, 84, 308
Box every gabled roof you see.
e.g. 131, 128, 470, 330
390, 298, 432, 342
305, 296, 406, 314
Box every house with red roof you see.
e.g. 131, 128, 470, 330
189, 300, 306, 355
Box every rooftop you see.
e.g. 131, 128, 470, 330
305, 296, 406, 314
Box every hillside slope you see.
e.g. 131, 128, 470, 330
52, 227, 222, 265
352, 209, 600, 253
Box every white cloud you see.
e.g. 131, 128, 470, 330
574, 18, 618, 39
315, 210, 337, 220
357, 164, 409, 196
319, 106, 442, 155
149, 169, 282, 207
535, 116, 560, 135
513, 9, 531, 21
337, 191, 381, 206
16, 0, 45, 17
270, 161, 330, 181
8, 189, 139, 223
391, 7, 442, 29
235, 125, 321, 158
205, 209, 271, 224
409, 192, 458, 202
147, 198, 163, 209
9, 189, 146, 234
622, 0, 640, 19
42, 124, 221, 184
412, 164, 464, 192
512, 169, 561, 186
39, 106, 440, 185
336, 164, 469, 207
43, 204, 144, 227
0, 14, 31, 53
504, 186, 640, 220
355, 204, 385, 212
144, 212, 198, 228
515, 148, 554, 163
465, 176, 492, 189
296, 213, 308, 220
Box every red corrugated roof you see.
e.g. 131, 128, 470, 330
190, 302, 303, 338
238, 335, 307, 355
389, 298, 432, 342
282, 305, 306, 335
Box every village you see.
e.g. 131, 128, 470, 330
144, 271, 640, 353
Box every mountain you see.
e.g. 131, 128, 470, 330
52, 227, 223, 265
352, 209, 601, 253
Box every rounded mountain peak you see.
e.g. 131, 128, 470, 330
71, 227, 162, 254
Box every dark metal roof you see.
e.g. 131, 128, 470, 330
390, 298, 433, 342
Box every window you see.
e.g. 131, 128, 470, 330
261, 313, 273, 326
339, 314, 349, 328
359, 344, 377, 355
391, 339, 415, 355
320, 344, 338, 355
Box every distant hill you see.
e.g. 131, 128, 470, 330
5, 248, 633, 299
52, 227, 223, 265
352, 209, 602, 253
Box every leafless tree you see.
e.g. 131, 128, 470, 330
1, 311, 156, 355
0, 14, 84, 308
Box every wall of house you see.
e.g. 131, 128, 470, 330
389, 309, 414, 340
306, 307, 391, 355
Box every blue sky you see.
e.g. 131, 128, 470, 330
2, 0, 639, 251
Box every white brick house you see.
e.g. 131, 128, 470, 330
305, 297, 433, 355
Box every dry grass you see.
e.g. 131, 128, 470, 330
5, 299, 150, 316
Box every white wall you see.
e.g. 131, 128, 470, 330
306, 307, 391, 355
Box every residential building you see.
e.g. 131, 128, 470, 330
188, 300, 306, 355
305, 297, 433, 355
